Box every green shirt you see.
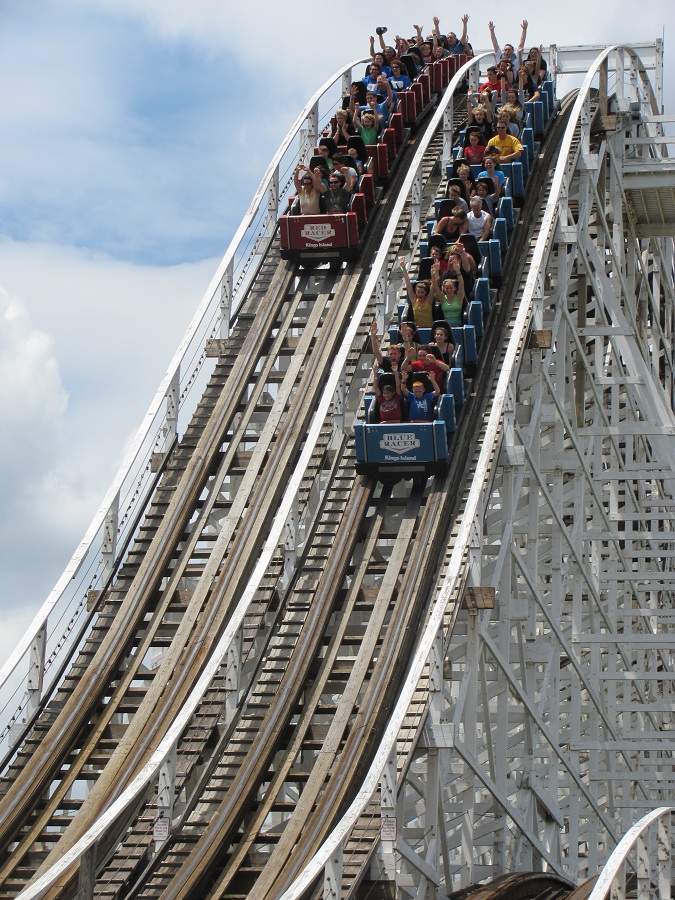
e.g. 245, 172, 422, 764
441, 294, 463, 326
360, 125, 378, 145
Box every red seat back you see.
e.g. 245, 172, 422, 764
360, 173, 376, 208
382, 128, 396, 161
418, 72, 431, 104
350, 192, 367, 228
411, 81, 424, 113
431, 60, 445, 92
390, 111, 404, 145
399, 90, 418, 124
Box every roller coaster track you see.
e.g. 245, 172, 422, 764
1, 41, 673, 900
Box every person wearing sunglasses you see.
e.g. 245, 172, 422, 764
293, 164, 324, 214
388, 61, 411, 90
486, 122, 523, 162
323, 172, 355, 213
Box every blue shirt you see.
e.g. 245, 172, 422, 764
360, 99, 392, 128
389, 74, 411, 90
477, 168, 506, 186
408, 391, 436, 421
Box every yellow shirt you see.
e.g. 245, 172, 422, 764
486, 134, 523, 157
412, 298, 434, 327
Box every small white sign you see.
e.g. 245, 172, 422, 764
300, 222, 336, 243
380, 432, 421, 455
381, 816, 397, 841
153, 815, 171, 842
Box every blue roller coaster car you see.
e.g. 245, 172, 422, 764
354, 388, 458, 481
355, 420, 450, 480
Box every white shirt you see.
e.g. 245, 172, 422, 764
468, 209, 490, 238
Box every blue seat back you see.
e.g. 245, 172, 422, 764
437, 393, 456, 432
475, 278, 491, 316
448, 368, 465, 405
468, 302, 483, 340
531, 100, 545, 135
498, 196, 514, 230
488, 238, 502, 275
493, 217, 508, 253
463, 325, 477, 363
521, 127, 535, 164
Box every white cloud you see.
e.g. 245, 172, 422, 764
0, 288, 68, 504
0, 242, 218, 620
62, 0, 674, 79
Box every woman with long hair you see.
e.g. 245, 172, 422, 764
399, 257, 442, 328
430, 263, 466, 327
293, 164, 324, 215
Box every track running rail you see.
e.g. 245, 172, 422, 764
12, 50, 493, 900
277, 44, 663, 900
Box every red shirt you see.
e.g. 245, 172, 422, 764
421, 358, 445, 386
377, 394, 403, 423
464, 143, 485, 165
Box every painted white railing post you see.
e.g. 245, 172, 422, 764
341, 71, 351, 99
637, 834, 650, 900
266, 167, 279, 238
102, 493, 119, 579
428, 629, 447, 730
255, 167, 280, 258
377, 749, 398, 883
300, 103, 319, 164
220, 258, 233, 340
331, 364, 347, 448
550, 43, 559, 94
8, 625, 47, 750
224, 628, 243, 726
26, 627, 47, 718
374, 266, 387, 334
323, 843, 343, 900
301, 474, 322, 550
442, 94, 454, 172
282, 496, 300, 590
655, 38, 664, 112
153, 369, 180, 471
154, 744, 177, 852
657, 815, 671, 900
164, 369, 180, 450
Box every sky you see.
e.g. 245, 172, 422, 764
0, 0, 673, 668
